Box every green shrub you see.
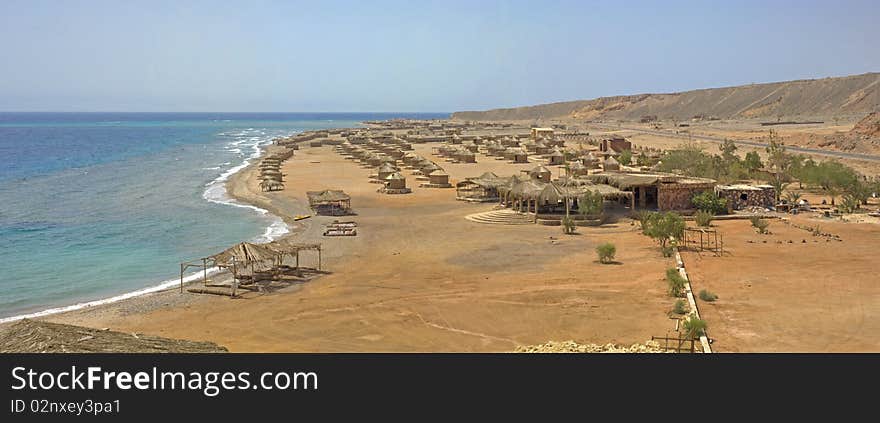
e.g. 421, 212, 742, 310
578, 190, 604, 217
694, 210, 714, 227
692, 191, 728, 214
839, 193, 860, 214
596, 242, 616, 264
666, 268, 687, 297
750, 216, 770, 234
618, 149, 633, 165
561, 216, 576, 234
698, 289, 718, 302
683, 316, 708, 339
634, 210, 654, 234
643, 212, 685, 252
673, 299, 688, 315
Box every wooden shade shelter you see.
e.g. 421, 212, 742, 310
180, 241, 323, 297
307, 190, 352, 215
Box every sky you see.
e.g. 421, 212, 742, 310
1, 0, 878, 112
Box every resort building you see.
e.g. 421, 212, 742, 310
588, 172, 716, 211
528, 165, 552, 183
603, 156, 621, 171
598, 136, 632, 153
530, 127, 555, 140
716, 184, 776, 211
547, 148, 565, 165
380, 172, 412, 194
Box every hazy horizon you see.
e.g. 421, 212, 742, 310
2, 0, 878, 112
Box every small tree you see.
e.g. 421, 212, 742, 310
743, 151, 764, 175
644, 212, 686, 253
694, 210, 714, 227
561, 216, 576, 234
750, 216, 769, 234
618, 149, 633, 165
596, 242, 616, 264
634, 210, 654, 234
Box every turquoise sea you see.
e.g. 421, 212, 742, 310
0, 112, 446, 320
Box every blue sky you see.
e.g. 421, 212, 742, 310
1, 0, 878, 112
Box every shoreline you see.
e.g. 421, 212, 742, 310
0, 133, 304, 326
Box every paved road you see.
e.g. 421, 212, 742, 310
589, 123, 880, 163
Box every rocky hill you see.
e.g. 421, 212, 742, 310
452, 73, 880, 121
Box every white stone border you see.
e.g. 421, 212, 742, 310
674, 247, 713, 353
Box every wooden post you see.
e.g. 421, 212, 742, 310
318, 247, 322, 270
231, 258, 237, 297
179, 263, 184, 293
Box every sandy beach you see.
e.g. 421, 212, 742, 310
37, 134, 681, 352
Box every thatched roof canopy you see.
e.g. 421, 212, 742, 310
378, 163, 398, 173
385, 172, 406, 180
530, 165, 551, 175
509, 180, 545, 199
307, 190, 351, 204
211, 242, 279, 266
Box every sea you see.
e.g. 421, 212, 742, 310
0, 112, 446, 321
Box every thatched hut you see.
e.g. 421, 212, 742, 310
582, 152, 600, 169
512, 148, 529, 164
603, 156, 621, 171
456, 150, 477, 163
421, 169, 452, 188
377, 162, 399, 180
547, 148, 565, 165
380, 172, 412, 194
568, 160, 588, 176
529, 165, 552, 183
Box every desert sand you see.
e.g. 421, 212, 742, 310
44, 142, 680, 352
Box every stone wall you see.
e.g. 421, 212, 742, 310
657, 183, 715, 211
717, 186, 776, 211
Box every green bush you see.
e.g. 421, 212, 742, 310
839, 193, 860, 214
692, 191, 728, 214
673, 299, 688, 315
596, 242, 616, 264
644, 212, 686, 252
666, 268, 687, 297
683, 316, 708, 339
750, 216, 769, 234
561, 216, 576, 234
634, 210, 654, 234
694, 210, 714, 227
698, 289, 718, 302
578, 190, 604, 217
618, 150, 633, 165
